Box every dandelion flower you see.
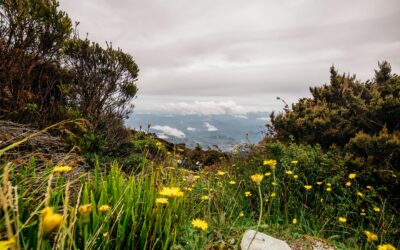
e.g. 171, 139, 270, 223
292, 218, 298, 224
0, 239, 15, 250
293, 175, 299, 180
356, 191, 364, 197
103, 232, 109, 238
216, 171, 226, 176
360, 212, 366, 216
345, 182, 352, 187
316, 182, 323, 185
159, 187, 184, 198
156, 198, 169, 204
264, 172, 272, 177
285, 170, 293, 175
245, 191, 252, 197
53, 165, 72, 173
304, 185, 312, 190
364, 230, 378, 242
229, 180, 236, 185
239, 211, 244, 217
291, 160, 298, 165
270, 192, 276, 197
79, 204, 92, 216
348, 173, 357, 179
201, 195, 209, 201
99, 205, 110, 212
250, 174, 264, 184
377, 244, 397, 250
326, 187, 332, 192
191, 218, 208, 231
338, 217, 347, 223
263, 159, 277, 168
41, 207, 63, 234
366, 185, 373, 190
326, 183, 332, 187
373, 207, 381, 212
271, 182, 278, 186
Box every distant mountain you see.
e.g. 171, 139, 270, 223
126, 112, 270, 151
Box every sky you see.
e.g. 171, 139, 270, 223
59, 0, 400, 116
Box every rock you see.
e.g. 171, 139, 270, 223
241, 230, 292, 250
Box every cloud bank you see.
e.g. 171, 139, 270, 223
204, 122, 218, 132
151, 125, 186, 138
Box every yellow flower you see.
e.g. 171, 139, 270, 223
326, 187, 332, 192
292, 218, 298, 224
263, 159, 277, 168
356, 191, 364, 197
326, 183, 332, 187
250, 174, 264, 184
53, 165, 72, 173
271, 182, 278, 186
216, 171, 226, 176
364, 230, 378, 242
348, 173, 357, 179
320, 198, 324, 203
0, 238, 15, 250
245, 191, 252, 197
293, 175, 299, 179
159, 187, 184, 198
156, 198, 169, 204
345, 182, 352, 187
316, 182, 323, 185
42, 210, 63, 234
270, 192, 276, 197
79, 204, 92, 216
99, 205, 110, 212
191, 218, 208, 231
373, 207, 381, 212
360, 212, 366, 216
264, 172, 272, 176
285, 170, 293, 175
229, 180, 236, 185
239, 211, 244, 217
338, 217, 347, 223
377, 244, 397, 250
291, 160, 298, 165
201, 195, 209, 201
193, 175, 201, 180
304, 185, 312, 190
184, 187, 193, 192
366, 185, 373, 190
103, 232, 109, 238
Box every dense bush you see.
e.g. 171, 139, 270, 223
269, 62, 400, 203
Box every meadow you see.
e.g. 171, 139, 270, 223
1, 131, 398, 250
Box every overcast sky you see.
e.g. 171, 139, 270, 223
59, 0, 400, 115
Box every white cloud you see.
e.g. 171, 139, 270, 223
204, 122, 218, 132
187, 127, 196, 131
151, 125, 186, 138
234, 114, 248, 119
256, 117, 270, 121
151, 100, 266, 115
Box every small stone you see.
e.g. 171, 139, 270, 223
241, 230, 291, 250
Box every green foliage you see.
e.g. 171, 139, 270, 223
269, 62, 400, 202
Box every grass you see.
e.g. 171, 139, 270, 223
0, 134, 399, 249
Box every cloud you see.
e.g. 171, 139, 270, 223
151, 100, 266, 115
256, 117, 270, 121
187, 127, 196, 131
204, 122, 218, 132
151, 125, 186, 138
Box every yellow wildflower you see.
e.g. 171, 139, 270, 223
193, 175, 201, 180
356, 191, 364, 197
320, 198, 324, 203
103, 232, 109, 237
53, 165, 72, 173
292, 218, 298, 224
316, 182, 323, 185
293, 175, 299, 179
216, 171, 226, 176
250, 174, 264, 185
229, 180, 236, 185
191, 218, 208, 231
373, 207, 381, 212
364, 230, 378, 242
326, 183, 332, 187
345, 182, 352, 187
245, 191, 252, 197
79, 204, 92, 216
264, 172, 272, 176
201, 195, 209, 201
271, 182, 278, 186
285, 170, 293, 175
270, 192, 276, 197
326, 187, 332, 192
239, 211, 244, 217
366, 185, 373, 190
156, 198, 169, 204
0, 238, 15, 250
263, 159, 277, 168
360, 212, 366, 216
184, 187, 193, 192
348, 173, 357, 179
377, 244, 397, 250
291, 160, 298, 165
159, 187, 184, 198
304, 185, 312, 190
42, 208, 63, 234
99, 205, 110, 212
338, 217, 347, 223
